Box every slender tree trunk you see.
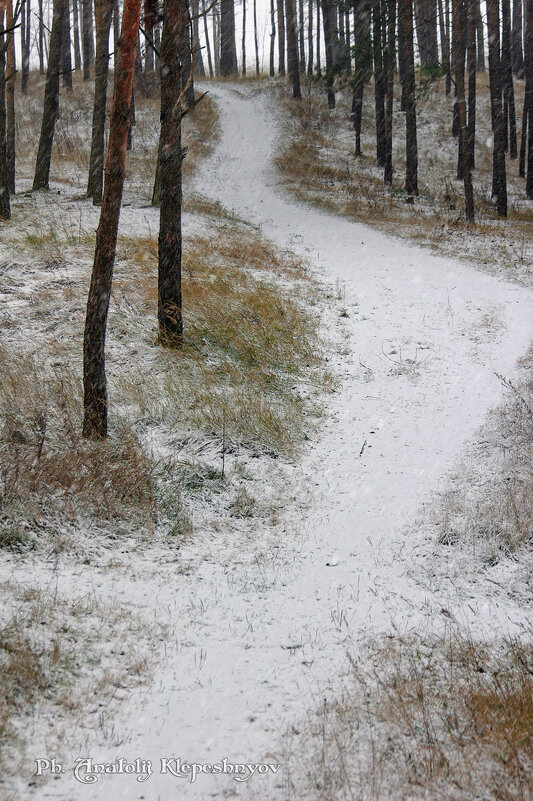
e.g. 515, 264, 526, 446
445, 0, 451, 91
398, 0, 406, 109
192, 0, 205, 75
298, 0, 305, 71
373, 0, 385, 164
526, 0, 533, 195
0, 0, 10, 219
203, 0, 214, 76
487, 0, 507, 215
512, 0, 524, 76
475, 0, 484, 70
158, 0, 187, 346
438, 0, 450, 95
87, 0, 113, 203
351, 0, 371, 155
242, 0, 246, 75
277, 0, 285, 75
316, 0, 320, 72
384, 0, 396, 185
72, 0, 81, 69
38, 0, 45, 72
270, 0, 276, 75
82, 0, 91, 77
83, 0, 143, 439
286, 0, 301, 96
307, 0, 313, 74
254, 0, 259, 73
322, 0, 336, 107
6, 0, 15, 193
21, 0, 30, 92
220, 0, 237, 74
33, 0, 66, 189
452, 0, 474, 219
62, 0, 73, 88
415, 0, 439, 69
467, 0, 476, 168
213, 6, 220, 75
402, 0, 417, 199
113, 0, 119, 70
502, 0, 518, 157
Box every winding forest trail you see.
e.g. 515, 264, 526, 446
49, 86, 532, 801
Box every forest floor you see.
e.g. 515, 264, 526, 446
0, 76, 532, 801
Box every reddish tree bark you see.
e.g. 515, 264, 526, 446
83, 0, 143, 438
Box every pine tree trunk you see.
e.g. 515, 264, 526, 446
21, 0, 31, 92
437, 0, 450, 95
270, 0, 276, 76
277, 0, 285, 75
526, 0, 533, 196
213, 6, 221, 75
373, 0, 385, 164
298, 0, 305, 72
82, 0, 91, 77
254, 0, 260, 73
415, 0, 438, 70
384, 0, 396, 185
203, 0, 214, 76
452, 0, 474, 219
6, 0, 15, 193
402, 0, 417, 199
351, 0, 371, 155
512, 0, 524, 76
83, 0, 142, 439
220, 0, 237, 74
475, 0, 484, 70
242, 0, 246, 75
158, 0, 187, 346
322, 0, 336, 107
72, 0, 82, 69
307, 0, 313, 74
0, 1, 10, 219
502, 0, 517, 157
62, 0, 73, 88
286, 0, 301, 96
87, 0, 113, 203
467, 0, 476, 168
38, 0, 45, 72
113, 0, 120, 71
487, 0, 507, 215
33, 0, 66, 190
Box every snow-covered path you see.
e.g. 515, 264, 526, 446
34, 86, 532, 801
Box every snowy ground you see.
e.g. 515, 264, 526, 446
3, 84, 533, 801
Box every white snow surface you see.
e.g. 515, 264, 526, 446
8, 85, 533, 800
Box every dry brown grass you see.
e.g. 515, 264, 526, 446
285, 631, 533, 801
276, 76, 533, 284
113, 224, 327, 456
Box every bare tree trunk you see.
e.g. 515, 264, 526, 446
0, 0, 10, 219
502, 0, 517, 157
213, 5, 220, 75
62, 0, 73, 88
220, 0, 237, 74
286, 0, 301, 96
87, 0, 113, 202
452, 0, 474, 219
113, 0, 119, 70
467, 0, 476, 168
6, 0, 15, 193
254, 0, 259, 73
437, 0, 450, 94
72, 0, 81, 69
33, 0, 66, 189
158, 0, 187, 346
526, 0, 533, 195
487, 0, 507, 215
401, 0, 417, 199
270, 0, 276, 75
21, 0, 30, 92
322, 0, 336, 107
203, 0, 214, 76
445, 0, 451, 91
384, 0, 396, 185
242, 0, 246, 74
415, 0, 439, 69
82, 0, 91, 77
38, 0, 45, 72
512, 0, 524, 76
351, 0, 371, 156
83, 0, 143, 439
298, 0, 305, 71
307, 0, 313, 74
277, 0, 285, 74
345, 10, 351, 72
191, 0, 205, 75
373, 0, 385, 163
